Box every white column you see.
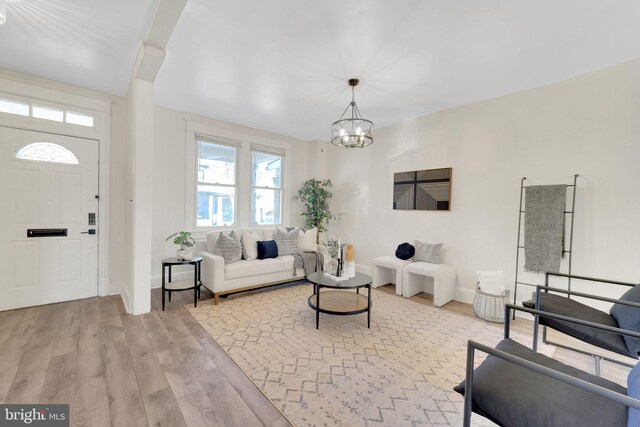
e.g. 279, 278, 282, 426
125, 78, 154, 315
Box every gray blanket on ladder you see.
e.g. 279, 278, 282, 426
524, 184, 567, 273
292, 251, 325, 277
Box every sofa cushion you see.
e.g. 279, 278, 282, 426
212, 231, 242, 264
278, 255, 295, 271
224, 259, 284, 280
454, 338, 628, 427
275, 227, 301, 255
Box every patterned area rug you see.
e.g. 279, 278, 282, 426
187, 283, 543, 426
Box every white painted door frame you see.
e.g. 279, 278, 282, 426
0, 78, 112, 296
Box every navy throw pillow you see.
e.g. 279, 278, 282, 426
610, 284, 640, 355
257, 240, 278, 260
395, 242, 415, 260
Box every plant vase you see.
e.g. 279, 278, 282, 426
177, 249, 193, 260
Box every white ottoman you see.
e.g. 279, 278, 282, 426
371, 256, 413, 295
402, 262, 457, 307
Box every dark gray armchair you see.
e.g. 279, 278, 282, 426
522, 272, 640, 373
455, 304, 640, 427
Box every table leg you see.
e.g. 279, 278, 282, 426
169, 265, 172, 283
197, 262, 201, 299
168, 291, 172, 302
356, 288, 359, 294
367, 285, 371, 329
161, 264, 166, 311
193, 264, 198, 308
316, 287, 320, 330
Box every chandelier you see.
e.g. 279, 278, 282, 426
331, 78, 373, 148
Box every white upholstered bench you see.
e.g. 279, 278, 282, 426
371, 256, 414, 295
402, 262, 457, 307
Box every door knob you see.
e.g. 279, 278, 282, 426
81, 229, 96, 235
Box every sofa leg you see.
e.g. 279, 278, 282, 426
214, 293, 220, 305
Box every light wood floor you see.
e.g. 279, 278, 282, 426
0, 283, 631, 426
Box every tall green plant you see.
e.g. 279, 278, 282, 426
295, 179, 340, 243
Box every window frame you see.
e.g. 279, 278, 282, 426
195, 135, 240, 229
250, 148, 284, 226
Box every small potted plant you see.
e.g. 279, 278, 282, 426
166, 231, 196, 260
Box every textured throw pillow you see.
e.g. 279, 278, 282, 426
212, 231, 242, 264
299, 227, 318, 252
257, 240, 278, 259
628, 362, 640, 427
241, 231, 261, 260
395, 242, 415, 260
274, 227, 301, 255
610, 284, 640, 355
413, 241, 443, 263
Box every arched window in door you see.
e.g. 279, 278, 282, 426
15, 142, 79, 165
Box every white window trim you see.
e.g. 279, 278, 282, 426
184, 121, 293, 237
250, 148, 284, 226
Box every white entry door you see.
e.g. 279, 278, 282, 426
0, 127, 99, 311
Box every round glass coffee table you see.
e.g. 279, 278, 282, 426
307, 271, 373, 329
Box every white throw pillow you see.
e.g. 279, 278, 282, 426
299, 227, 318, 252
241, 231, 261, 260
476, 271, 505, 293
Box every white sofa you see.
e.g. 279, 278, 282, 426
197, 228, 329, 304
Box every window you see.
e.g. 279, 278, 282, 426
196, 138, 237, 227
32, 105, 64, 122
0, 97, 95, 128
251, 150, 283, 225
15, 142, 79, 165
66, 111, 94, 127
0, 99, 29, 116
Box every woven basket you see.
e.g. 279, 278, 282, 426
473, 283, 510, 323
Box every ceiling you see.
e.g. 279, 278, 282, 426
1, 1, 639, 141
0, 0, 158, 96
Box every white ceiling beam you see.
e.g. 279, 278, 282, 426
133, 43, 166, 82
146, 0, 188, 50
132, 0, 188, 82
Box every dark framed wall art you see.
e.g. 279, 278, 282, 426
393, 167, 452, 211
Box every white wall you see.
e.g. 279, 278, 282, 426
109, 99, 128, 296
150, 106, 312, 286
327, 59, 640, 305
